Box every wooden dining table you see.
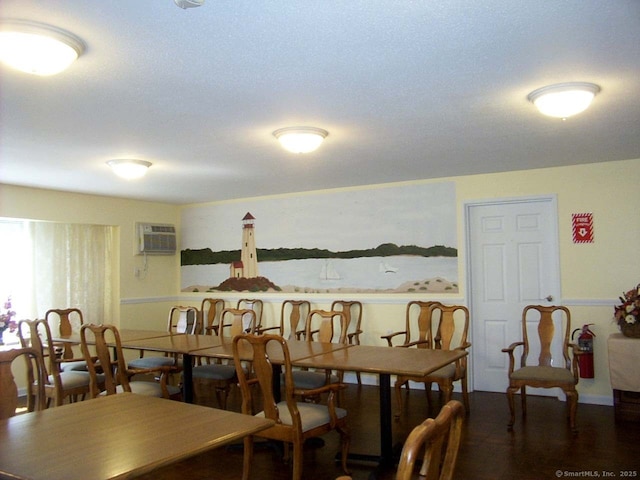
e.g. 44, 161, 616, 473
0, 392, 274, 480
52, 328, 466, 470
293, 344, 468, 468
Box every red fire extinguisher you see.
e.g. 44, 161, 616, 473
572, 324, 595, 378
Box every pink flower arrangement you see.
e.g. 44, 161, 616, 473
614, 284, 640, 327
0, 297, 18, 333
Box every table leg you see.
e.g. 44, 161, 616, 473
379, 373, 394, 466
183, 353, 193, 403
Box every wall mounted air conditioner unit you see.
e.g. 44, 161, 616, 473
136, 223, 177, 255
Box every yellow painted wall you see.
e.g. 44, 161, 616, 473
0, 184, 181, 327
1, 157, 638, 403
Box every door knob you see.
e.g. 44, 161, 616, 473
544, 295, 553, 302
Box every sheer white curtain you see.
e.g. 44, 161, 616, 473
0, 220, 115, 335
32, 222, 114, 324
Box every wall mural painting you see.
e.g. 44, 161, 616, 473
180, 182, 458, 294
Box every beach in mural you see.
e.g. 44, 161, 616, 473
182, 255, 458, 293
180, 181, 458, 294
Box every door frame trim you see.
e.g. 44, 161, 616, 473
463, 194, 561, 392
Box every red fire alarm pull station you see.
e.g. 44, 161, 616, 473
572, 213, 594, 243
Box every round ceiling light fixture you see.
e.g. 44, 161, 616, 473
273, 126, 329, 154
107, 159, 152, 180
0, 20, 84, 76
527, 82, 600, 119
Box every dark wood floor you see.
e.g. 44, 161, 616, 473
137, 384, 640, 480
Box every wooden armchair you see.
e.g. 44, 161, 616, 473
0, 347, 46, 419
237, 298, 263, 332
200, 298, 225, 336
293, 309, 347, 393
80, 323, 182, 399
258, 299, 310, 339
331, 300, 363, 384
18, 319, 91, 407
336, 400, 465, 480
192, 308, 256, 408
395, 304, 471, 416
233, 333, 350, 480
502, 305, 579, 432
396, 400, 465, 480
381, 301, 442, 347
129, 305, 199, 369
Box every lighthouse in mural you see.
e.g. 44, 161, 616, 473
230, 212, 259, 279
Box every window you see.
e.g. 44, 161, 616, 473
0, 219, 115, 346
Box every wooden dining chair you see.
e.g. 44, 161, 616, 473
381, 301, 442, 347
233, 333, 350, 480
237, 298, 263, 332
331, 300, 363, 384
45, 307, 86, 370
18, 319, 92, 407
200, 298, 225, 336
128, 305, 199, 369
192, 308, 257, 408
335, 400, 465, 480
502, 305, 580, 432
394, 304, 471, 417
0, 347, 47, 419
80, 323, 182, 399
293, 309, 347, 395
396, 399, 465, 480
258, 299, 311, 339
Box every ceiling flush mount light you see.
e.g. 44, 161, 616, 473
0, 20, 84, 76
273, 126, 329, 154
107, 159, 152, 180
527, 82, 600, 119
174, 0, 205, 9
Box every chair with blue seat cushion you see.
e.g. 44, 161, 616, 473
128, 305, 199, 370
292, 309, 347, 394
45, 308, 87, 372
192, 308, 256, 408
0, 346, 47, 419
233, 333, 350, 480
18, 319, 92, 407
80, 323, 182, 400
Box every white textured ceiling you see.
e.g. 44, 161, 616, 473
1, 1, 639, 205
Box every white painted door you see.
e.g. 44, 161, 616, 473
466, 196, 561, 394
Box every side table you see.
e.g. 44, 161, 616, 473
608, 333, 640, 422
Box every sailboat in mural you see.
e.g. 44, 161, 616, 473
320, 259, 341, 280
379, 259, 398, 273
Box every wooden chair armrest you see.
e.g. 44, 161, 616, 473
380, 331, 406, 347
502, 341, 524, 374
257, 325, 280, 335
501, 341, 524, 354
58, 356, 87, 364
400, 339, 431, 349
294, 382, 346, 399
305, 328, 320, 341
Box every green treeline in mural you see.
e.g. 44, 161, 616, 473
182, 243, 456, 265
